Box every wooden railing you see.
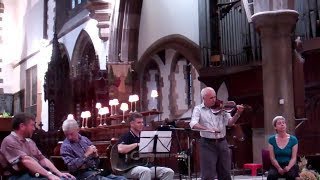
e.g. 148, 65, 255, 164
0, 118, 12, 132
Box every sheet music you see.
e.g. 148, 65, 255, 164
139, 131, 172, 153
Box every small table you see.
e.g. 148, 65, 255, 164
243, 163, 262, 176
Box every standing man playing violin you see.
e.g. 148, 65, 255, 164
190, 87, 244, 180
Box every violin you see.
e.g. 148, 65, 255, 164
211, 99, 251, 114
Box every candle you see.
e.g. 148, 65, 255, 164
113, 99, 119, 115
132, 94, 139, 112
129, 95, 134, 113
120, 103, 129, 124
102, 107, 109, 126
151, 90, 158, 110
80, 112, 85, 128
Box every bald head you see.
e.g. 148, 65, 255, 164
201, 87, 216, 107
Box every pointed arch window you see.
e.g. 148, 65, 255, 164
186, 61, 193, 107
71, 0, 87, 9
26, 66, 37, 114
72, 0, 76, 9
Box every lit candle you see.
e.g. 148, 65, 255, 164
109, 99, 114, 115
102, 107, 109, 125
80, 112, 85, 128
129, 95, 134, 113
98, 108, 103, 126
132, 94, 139, 112
113, 99, 119, 115
150, 90, 158, 110
96, 102, 101, 127
120, 103, 129, 124
85, 111, 91, 128
95, 102, 102, 109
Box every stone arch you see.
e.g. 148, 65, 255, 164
69, 30, 103, 123
71, 30, 99, 77
59, 43, 70, 61
137, 34, 201, 73
136, 34, 200, 92
136, 35, 200, 117
60, 43, 72, 80
141, 56, 162, 112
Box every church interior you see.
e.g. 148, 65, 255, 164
0, 0, 320, 179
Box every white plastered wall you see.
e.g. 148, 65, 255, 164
138, 0, 199, 59
2, 0, 108, 130
1, 0, 44, 94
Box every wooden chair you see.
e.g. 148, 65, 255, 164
0, 162, 6, 180
0, 152, 11, 180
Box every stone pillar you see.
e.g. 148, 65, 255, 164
252, 9, 299, 146
120, 0, 142, 62
252, 128, 265, 163
108, 0, 126, 62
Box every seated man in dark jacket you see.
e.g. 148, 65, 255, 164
60, 114, 126, 180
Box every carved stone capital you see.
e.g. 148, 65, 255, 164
252, 10, 299, 38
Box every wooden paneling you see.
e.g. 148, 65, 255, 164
0, 118, 12, 132
296, 50, 320, 156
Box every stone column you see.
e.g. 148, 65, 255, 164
120, 0, 142, 62
252, 128, 265, 163
108, 0, 126, 62
252, 10, 299, 145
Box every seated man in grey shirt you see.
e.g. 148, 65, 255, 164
0, 112, 75, 180
60, 114, 126, 180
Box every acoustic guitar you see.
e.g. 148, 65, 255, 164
110, 145, 187, 173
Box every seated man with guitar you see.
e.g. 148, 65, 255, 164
116, 112, 174, 180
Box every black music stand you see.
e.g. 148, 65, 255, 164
139, 131, 172, 178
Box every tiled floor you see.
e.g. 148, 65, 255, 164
174, 175, 267, 179
232, 175, 266, 179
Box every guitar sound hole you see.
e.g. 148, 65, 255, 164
131, 151, 140, 160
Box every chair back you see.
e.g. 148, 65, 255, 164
0, 151, 6, 176
0, 151, 12, 178
110, 144, 122, 175
261, 149, 271, 171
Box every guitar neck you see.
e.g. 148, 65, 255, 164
138, 153, 171, 158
